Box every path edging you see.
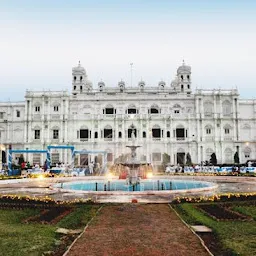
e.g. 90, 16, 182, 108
168, 204, 214, 256
62, 205, 104, 256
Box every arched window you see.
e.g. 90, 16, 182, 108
244, 147, 251, 159
152, 125, 161, 139
206, 148, 214, 161
127, 104, 137, 114
104, 125, 113, 140
181, 84, 184, 92
222, 100, 231, 116
74, 76, 76, 81
80, 76, 83, 81
224, 124, 232, 135
149, 105, 160, 114
118, 131, 122, 138
224, 148, 232, 163
204, 101, 213, 117
205, 125, 213, 135
128, 125, 137, 138
167, 131, 170, 138
176, 124, 185, 140
143, 131, 146, 138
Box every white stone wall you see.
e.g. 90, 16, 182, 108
0, 63, 255, 166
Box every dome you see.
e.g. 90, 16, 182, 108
72, 61, 86, 75
158, 80, 166, 87
98, 81, 105, 87
118, 81, 125, 87
138, 80, 145, 87
177, 60, 191, 74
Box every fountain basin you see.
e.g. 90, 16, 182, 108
53, 179, 218, 194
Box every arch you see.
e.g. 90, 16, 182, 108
206, 148, 214, 160
152, 124, 160, 129
222, 100, 232, 116
223, 123, 232, 129
224, 148, 233, 163
177, 148, 185, 153
51, 125, 60, 130
149, 104, 160, 114
173, 104, 181, 109
176, 124, 185, 129
203, 101, 213, 116
105, 104, 114, 109
244, 147, 251, 153
205, 124, 213, 129
32, 125, 41, 130
243, 123, 251, 129
127, 104, 138, 114
104, 124, 113, 130
80, 125, 89, 130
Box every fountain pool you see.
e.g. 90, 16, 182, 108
54, 179, 217, 193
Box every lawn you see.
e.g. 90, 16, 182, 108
173, 201, 256, 256
0, 204, 99, 256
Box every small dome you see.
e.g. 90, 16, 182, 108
158, 80, 166, 87
177, 60, 191, 74
138, 80, 145, 87
98, 81, 105, 87
72, 61, 86, 74
118, 81, 125, 87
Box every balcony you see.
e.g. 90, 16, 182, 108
224, 136, 233, 141
205, 136, 214, 141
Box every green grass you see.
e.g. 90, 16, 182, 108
232, 205, 256, 221
0, 204, 99, 256
173, 202, 256, 256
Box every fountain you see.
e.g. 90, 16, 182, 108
119, 129, 150, 185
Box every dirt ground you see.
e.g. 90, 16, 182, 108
67, 204, 209, 256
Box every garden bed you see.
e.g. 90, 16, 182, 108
197, 204, 251, 221
24, 207, 73, 224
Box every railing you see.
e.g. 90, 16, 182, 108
176, 137, 185, 141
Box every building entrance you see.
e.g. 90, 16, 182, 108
177, 153, 185, 165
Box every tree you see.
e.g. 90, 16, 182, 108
210, 153, 217, 165
186, 153, 192, 165
234, 152, 240, 164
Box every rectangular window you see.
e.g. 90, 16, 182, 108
206, 129, 211, 134
34, 130, 40, 139
174, 110, 180, 114
53, 129, 59, 139
54, 106, 59, 112
105, 108, 114, 115
16, 110, 20, 118
80, 129, 89, 139
0, 112, 4, 119
35, 106, 40, 112
225, 128, 230, 134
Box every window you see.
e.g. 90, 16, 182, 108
206, 128, 211, 134
73, 86, 76, 90
35, 106, 40, 112
152, 153, 161, 161
127, 108, 137, 114
34, 130, 40, 139
187, 75, 190, 80
74, 76, 76, 81
118, 131, 122, 138
16, 110, 20, 117
150, 107, 159, 114
245, 153, 250, 158
143, 131, 146, 138
80, 86, 83, 91
0, 112, 4, 119
167, 131, 170, 138
176, 128, 185, 140
80, 129, 89, 139
181, 75, 183, 80
225, 128, 230, 134
94, 131, 98, 139
105, 108, 115, 115
54, 106, 59, 112
187, 84, 190, 89
174, 110, 180, 114
80, 76, 83, 81
104, 128, 112, 139
128, 128, 137, 138
152, 128, 161, 138
53, 129, 59, 139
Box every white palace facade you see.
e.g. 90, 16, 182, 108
0, 61, 256, 167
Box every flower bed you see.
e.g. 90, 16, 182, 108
196, 204, 251, 221
172, 192, 256, 204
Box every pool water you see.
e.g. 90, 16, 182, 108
55, 179, 214, 192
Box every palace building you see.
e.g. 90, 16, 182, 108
0, 61, 255, 167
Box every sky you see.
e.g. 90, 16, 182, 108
0, 0, 256, 101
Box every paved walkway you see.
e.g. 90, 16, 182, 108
67, 204, 209, 256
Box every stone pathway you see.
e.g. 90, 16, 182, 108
67, 204, 209, 256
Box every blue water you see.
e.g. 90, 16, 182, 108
55, 180, 212, 192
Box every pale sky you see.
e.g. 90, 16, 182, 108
0, 0, 256, 101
